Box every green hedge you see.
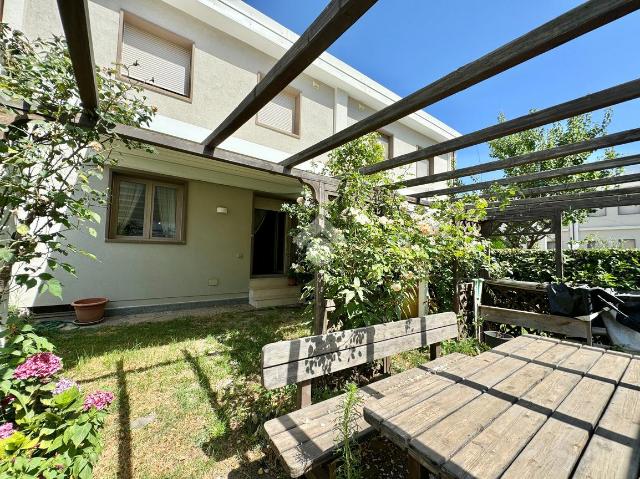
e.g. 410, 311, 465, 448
491, 249, 640, 291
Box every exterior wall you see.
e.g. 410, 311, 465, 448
5, 0, 455, 171
13, 161, 259, 311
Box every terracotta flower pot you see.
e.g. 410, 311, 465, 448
71, 297, 108, 324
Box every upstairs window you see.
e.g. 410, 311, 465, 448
119, 12, 193, 98
619, 205, 640, 215
377, 132, 392, 160
256, 75, 300, 136
109, 173, 186, 243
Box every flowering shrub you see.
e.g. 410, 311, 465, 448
284, 133, 491, 329
0, 316, 114, 478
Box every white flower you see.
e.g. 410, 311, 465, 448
498, 223, 507, 233
390, 283, 402, 292
354, 213, 371, 225
87, 141, 104, 153
404, 271, 415, 280
296, 196, 304, 205
378, 216, 392, 226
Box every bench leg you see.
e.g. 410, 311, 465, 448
305, 461, 336, 479
429, 342, 442, 360
408, 455, 429, 479
296, 380, 312, 410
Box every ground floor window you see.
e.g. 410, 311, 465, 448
108, 172, 186, 243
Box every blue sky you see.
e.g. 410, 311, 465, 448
244, 0, 640, 179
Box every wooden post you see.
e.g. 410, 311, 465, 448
452, 259, 460, 314
407, 456, 429, 479
296, 380, 312, 409
429, 343, 442, 360
552, 209, 564, 280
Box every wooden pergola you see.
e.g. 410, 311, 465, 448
8, 0, 640, 333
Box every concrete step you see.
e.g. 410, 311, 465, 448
250, 296, 302, 308
249, 287, 301, 301
249, 276, 290, 289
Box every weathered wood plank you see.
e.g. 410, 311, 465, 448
443, 346, 603, 479
267, 353, 469, 477
501, 351, 631, 479
376, 339, 556, 448
401, 128, 640, 188
202, 0, 378, 148
573, 358, 640, 479
479, 305, 589, 338
57, 0, 99, 111
262, 323, 458, 389
264, 353, 470, 438
414, 154, 640, 198
408, 341, 579, 470
262, 312, 457, 368
282, 1, 640, 169
512, 171, 640, 198
484, 279, 548, 292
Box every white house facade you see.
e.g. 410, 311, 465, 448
2, 0, 459, 315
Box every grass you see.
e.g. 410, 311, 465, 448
43, 308, 480, 478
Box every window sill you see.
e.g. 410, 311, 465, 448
106, 238, 186, 245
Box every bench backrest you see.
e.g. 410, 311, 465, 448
261, 312, 458, 390
479, 279, 592, 342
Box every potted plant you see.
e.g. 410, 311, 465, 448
71, 297, 109, 325
483, 330, 514, 348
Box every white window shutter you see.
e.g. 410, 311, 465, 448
122, 22, 191, 96
257, 91, 297, 133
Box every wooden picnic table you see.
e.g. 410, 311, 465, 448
362, 334, 640, 479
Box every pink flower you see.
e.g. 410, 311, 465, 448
53, 378, 77, 395
0, 422, 15, 439
13, 352, 62, 380
83, 391, 114, 411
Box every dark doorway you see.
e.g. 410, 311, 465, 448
252, 209, 287, 276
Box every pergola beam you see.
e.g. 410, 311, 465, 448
413, 152, 640, 199
202, 0, 378, 149
398, 127, 640, 189
514, 172, 640, 197
56, 0, 99, 111
381, 79, 640, 180
281, 0, 640, 169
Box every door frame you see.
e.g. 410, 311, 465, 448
250, 194, 294, 278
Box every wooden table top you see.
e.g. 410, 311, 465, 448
363, 334, 640, 479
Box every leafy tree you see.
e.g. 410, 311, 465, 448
487, 111, 618, 248
0, 26, 155, 321
284, 133, 490, 329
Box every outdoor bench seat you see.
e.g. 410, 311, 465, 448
261, 312, 460, 478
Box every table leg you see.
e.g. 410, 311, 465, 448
408, 455, 429, 479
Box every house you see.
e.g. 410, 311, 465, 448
2, 0, 459, 315
544, 202, 640, 250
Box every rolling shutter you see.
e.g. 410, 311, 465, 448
121, 21, 191, 96
257, 90, 297, 134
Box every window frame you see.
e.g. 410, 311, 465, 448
618, 205, 640, 215
376, 130, 393, 160
255, 72, 301, 138
107, 171, 187, 244
117, 10, 195, 102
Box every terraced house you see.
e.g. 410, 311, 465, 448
3, 0, 458, 316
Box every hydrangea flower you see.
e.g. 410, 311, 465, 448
390, 283, 402, 292
83, 391, 115, 411
13, 352, 62, 380
53, 378, 77, 395
0, 422, 15, 439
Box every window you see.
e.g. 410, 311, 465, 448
109, 173, 186, 242
119, 12, 193, 98
546, 240, 556, 251
621, 239, 636, 249
618, 205, 640, 215
377, 132, 392, 160
588, 208, 606, 217
256, 75, 300, 136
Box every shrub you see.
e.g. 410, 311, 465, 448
0, 316, 114, 478
491, 248, 640, 291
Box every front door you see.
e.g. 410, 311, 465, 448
251, 208, 287, 276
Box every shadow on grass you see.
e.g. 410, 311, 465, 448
116, 359, 133, 479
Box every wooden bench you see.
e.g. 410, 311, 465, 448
261, 312, 460, 478
475, 279, 597, 345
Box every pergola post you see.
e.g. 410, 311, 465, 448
552, 209, 564, 280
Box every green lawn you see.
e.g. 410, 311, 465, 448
43, 307, 472, 478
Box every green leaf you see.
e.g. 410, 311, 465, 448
16, 224, 30, 236
71, 423, 92, 447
